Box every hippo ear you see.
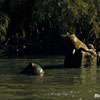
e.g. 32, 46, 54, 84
27, 62, 32, 68
29, 62, 32, 65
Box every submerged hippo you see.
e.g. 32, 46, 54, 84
21, 62, 44, 75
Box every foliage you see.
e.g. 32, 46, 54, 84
0, 12, 10, 43
0, 0, 100, 53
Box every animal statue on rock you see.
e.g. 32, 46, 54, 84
62, 32, 97, 67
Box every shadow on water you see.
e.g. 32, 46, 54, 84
42, 64, 86, 70
43, 64, 64, 70
81, 66, 98, 85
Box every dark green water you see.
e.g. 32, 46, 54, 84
0, 56, 100, 100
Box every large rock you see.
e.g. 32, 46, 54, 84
62, 33, 97, 67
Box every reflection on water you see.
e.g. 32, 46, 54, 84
81, 67, 97, 85
0, 56, 100, 100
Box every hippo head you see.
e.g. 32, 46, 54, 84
21, 62, 44, 75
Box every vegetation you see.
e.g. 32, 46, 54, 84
0, 0, 100, 55
0, 12, 9, 43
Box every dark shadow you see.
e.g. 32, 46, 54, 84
64, 48, 82, 68
71, 49, 82, 67
42, 64, 82, 70
42, 64, 65, 70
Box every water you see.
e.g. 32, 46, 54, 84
0, 56, 100, 100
